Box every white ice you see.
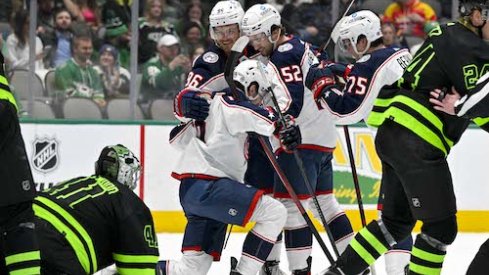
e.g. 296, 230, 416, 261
156, 232, 489, 275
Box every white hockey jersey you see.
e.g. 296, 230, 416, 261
171, 92, 277, 182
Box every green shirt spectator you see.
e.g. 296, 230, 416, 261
55, 36, 106, 107
140, 34, 190, 102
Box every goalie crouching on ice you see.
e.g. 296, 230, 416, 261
158, 59, 301, 275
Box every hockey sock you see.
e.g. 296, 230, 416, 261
328, 213, 354, 253
267, 232, 283, 261
384, 236, 413, 275
408, 234, 446, 275
284, 226, 313, 271
238, 230, 276, 275
164, 251, 213, 275
336, 220, 391, 274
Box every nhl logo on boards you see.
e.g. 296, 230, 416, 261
32, 137, 59, 173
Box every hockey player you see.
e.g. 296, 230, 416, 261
173, 0, 258, 122
34, 144, 159, 274
158, 60, 301, 275
241, 4, 354, 274
321, 0, 489, 274
305, 10, 413, 275
0, 52, 40, 275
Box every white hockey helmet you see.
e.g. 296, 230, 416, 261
233, 59, 269, 102
95, 144, 141, 190
209, 0, 245, 40
242, 4, 281, 38
336, 10, 382, 56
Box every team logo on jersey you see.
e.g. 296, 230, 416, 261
278, 43, 293, 52
203, 52, 219, 63
32, 137, 59, 173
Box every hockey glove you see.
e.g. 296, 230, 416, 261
305, 64, 336, 108
175, 88, 210, 121
325, 62, 352, 80
277, 115, 302, 152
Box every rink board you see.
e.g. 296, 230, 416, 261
20, 121, 489, 232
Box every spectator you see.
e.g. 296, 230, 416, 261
138, 0, 176, 64
94, 44, 130, 99
103, 18, 131, 69
5, 10, 45, 70
43, 9, 74, 68
383, 0, 437, 39
180, 21, 204, 55
140, 34, 190, 103
54, 35, 105, 107
175, 3, 207, 41
37, 0, 55, 41
189, 44, 204, 64
102, 0, 131, 35
382, 22, 401, 47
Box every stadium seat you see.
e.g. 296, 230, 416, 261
44, 70, 57, 96
19, 99, 56, 119
9, 69, 45, 99
62, 98, 103, 119
106, 98, 145, 120
149, 99, 176, 121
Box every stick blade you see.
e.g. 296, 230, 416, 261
231, 36, 250, 53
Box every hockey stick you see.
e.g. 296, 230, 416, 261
318, 0, 357, 53
256, 63, 340, 258
225, 36, 335, 264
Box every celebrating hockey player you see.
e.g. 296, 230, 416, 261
34, 144, 158, 274
158, 59, 301, 275
0, 52, 40, 275
305, 10, 414, 275
241, 4, 354, 274
321, 0, 489, 274
173, 0, 258, 122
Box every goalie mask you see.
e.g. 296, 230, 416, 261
95, 144, 141, 190
233, 59, 269, 103
336, 10, 382, 57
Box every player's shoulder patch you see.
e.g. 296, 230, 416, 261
357, 54, 371, 63
278, 43, 293, 52
203, 52, 219, 63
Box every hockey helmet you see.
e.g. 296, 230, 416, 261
335, 10, 382, 56
242, 4, 281, 42
459, 0, 489, 19
209, 0, 245, 40
233, 59, 270, 102
95, 144, 141, 190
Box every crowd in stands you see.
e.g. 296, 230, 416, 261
0, 0, 452, 120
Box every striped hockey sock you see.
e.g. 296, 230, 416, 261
409, 234, 446, 275
336, 220, 391, 274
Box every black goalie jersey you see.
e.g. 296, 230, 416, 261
33, 175, 159, 275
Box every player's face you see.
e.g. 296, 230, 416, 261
249, 33, 273, 56
246, 83, 262, 105
214, 24, 240, 53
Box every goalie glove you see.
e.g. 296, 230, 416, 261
275, 115, 301, 152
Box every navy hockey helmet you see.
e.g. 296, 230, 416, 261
95, 144, 141, 190
459, 0, 489, 19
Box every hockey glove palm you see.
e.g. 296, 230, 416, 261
277, 115, 302, 152
178, 89, 210, 121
